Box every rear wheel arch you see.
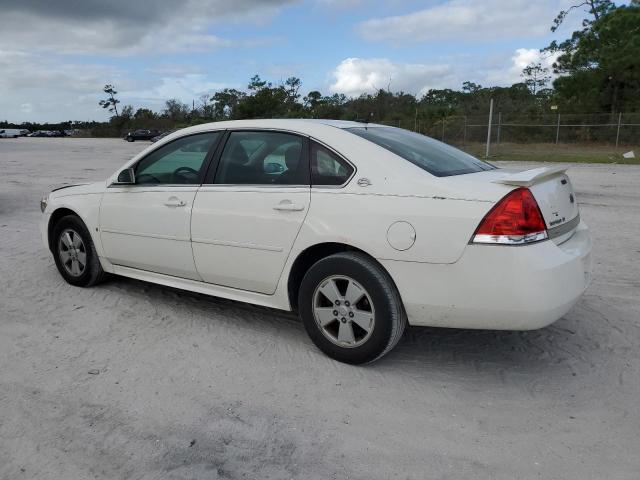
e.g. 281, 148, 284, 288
286, 242, 402, 312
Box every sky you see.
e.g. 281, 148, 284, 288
0, 0, 588, 123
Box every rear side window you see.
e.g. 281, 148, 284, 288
345, 126, 495, 177
311, 141, 354, 186
214, 131, 308, 185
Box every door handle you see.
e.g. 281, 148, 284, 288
273, 200, 305, 212
164, 198, 187, 207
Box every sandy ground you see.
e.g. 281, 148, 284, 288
1, 137, 639, 480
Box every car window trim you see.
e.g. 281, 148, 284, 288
110, 131, 224, 188
308, 137, 357, 189
204, 128, 311, 187
201, 129, 230, 184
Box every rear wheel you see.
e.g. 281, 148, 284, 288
298, 252, 406, 364
52, 215, 105, 287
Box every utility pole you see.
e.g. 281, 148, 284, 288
615, 112, 622, 148
485, 98, 494, 158
555, 113, 561, 145
463, 115, 467, 146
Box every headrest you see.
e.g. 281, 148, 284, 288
228, 143, 249, 165
284, 144, 302, 170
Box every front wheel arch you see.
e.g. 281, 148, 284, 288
48, 208, 84, 252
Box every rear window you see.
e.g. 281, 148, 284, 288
345, 126, 496, 177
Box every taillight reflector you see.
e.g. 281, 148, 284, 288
472, 187, 548, 245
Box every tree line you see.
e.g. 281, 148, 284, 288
3, 0, 638, 138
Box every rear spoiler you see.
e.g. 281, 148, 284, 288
491, 166, 567, 187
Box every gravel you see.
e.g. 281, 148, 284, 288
1, 137, 639, 480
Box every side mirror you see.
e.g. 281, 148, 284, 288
115, 168, 135, 185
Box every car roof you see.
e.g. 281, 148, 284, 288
296, 119, 382, 129
184, 118, 386, 132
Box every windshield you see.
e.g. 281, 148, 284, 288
345, 126, 496, 177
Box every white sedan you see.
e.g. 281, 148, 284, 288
41, 119, 592, 364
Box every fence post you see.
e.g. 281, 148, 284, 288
463, 115, 467, 146
615, 112, 622, 148
555, 113, 561, 145
485, 98, 494, 158
497, 112, 502, 145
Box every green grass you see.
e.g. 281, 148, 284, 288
457, 142, 640, 164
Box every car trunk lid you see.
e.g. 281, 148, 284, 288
492, 166, 580, 244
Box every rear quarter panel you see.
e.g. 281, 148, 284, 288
292, 127, 500, 264
299, 189, 493, 264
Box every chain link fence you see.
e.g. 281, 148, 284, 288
418, 112, 640, 154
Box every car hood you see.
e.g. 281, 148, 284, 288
49, 181, 105, 198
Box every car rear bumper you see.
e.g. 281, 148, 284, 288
381, 221, 592, 330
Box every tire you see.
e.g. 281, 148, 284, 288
127, 137, 134, 142
298, 252, 407, 364
52, 215, 105, 287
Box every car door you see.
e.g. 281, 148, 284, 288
100, 131, 222, 280
191, 130, 310, 294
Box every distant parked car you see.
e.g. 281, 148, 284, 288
124, 129, 160, 142
0, 128, 22, 138
150, 131, 172, 143
28, 130, 50, 137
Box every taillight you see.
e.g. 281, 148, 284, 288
472, 187, 548, 245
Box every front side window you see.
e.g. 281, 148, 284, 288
345, 126, 495, 177
135, 132, 221, 185
214, 131, 307, 185
310, 141, 354, 186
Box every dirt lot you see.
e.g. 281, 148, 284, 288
1, 138, 639, 480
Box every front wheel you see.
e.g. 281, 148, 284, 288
52, 215, 105, 287
298, 252, 407, 364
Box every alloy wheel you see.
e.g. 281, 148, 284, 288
312, 275, 375, 348
58, 228, 87, 277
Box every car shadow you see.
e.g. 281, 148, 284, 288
102, 275, 601, 387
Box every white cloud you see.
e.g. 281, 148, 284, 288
329, 58, 457, 97
122, 75, 232, 111
357, 0, 581, 43
0, 0, 293, 121
0, 49, 235, 122
0, 49, 125, 122
483, 48, 560, 86
314, 0, 362, 9
0, 0, 295, 55
328, 48, 562, 99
